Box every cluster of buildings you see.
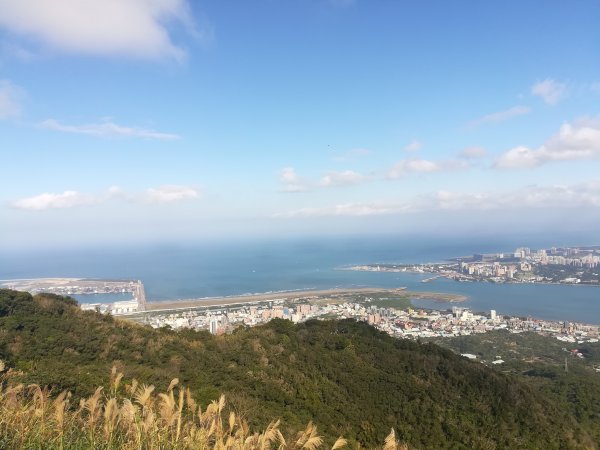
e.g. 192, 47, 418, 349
513, 246, 600, 268
468, 246, 600, 266
80, 298, 142, 315
142, 297, 600, 346
459, 261, 520, 279
456, 246, 600, 284
350, 245, 600, 285
144, 300, 323, 334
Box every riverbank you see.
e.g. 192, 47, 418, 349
344, 265, 600, 287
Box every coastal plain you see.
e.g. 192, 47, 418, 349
144, 287, 466, 312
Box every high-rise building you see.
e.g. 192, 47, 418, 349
209, 318, 219, 334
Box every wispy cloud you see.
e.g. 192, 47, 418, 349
279, 168, 309, 193
531, 78, 568, 105
280, 167, 369, 192
332, 147, 371, 162
404, 139, 422, 152
11, 191, 98, 210
431, 182, 600, 211
275, 180, 600, 218
0, 41, 37, 62
458, 146, 487, 159
466, 105, 530, 128
387, 158, 467, 179
39, 118, 180, 140
144, 185, 199, 203
0, 79, 24, 119
12, 185, 199, 210
387, 159, 440, 178
318, 170, 369, 187
274, 203, 397, 218
0, 0, 212, 61
494, 117, 600, 169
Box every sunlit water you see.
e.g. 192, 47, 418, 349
2, 236, 599, 323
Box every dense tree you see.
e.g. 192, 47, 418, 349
0, 289, 596, 449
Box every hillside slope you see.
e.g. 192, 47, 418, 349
0, 289, 595, 449
432, 330, 600, 445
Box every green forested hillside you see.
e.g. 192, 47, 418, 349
433, 330, 600, 445
0, 289, 596, 449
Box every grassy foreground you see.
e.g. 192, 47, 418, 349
0, 367, 405, 450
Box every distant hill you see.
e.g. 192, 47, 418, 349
0, 289, 595, 449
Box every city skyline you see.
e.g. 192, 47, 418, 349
1, 0, 600, 248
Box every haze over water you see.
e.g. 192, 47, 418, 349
2, 236, 599, 324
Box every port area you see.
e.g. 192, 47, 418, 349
0, 278, 146, 314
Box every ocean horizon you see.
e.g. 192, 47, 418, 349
2, 235, 599, 324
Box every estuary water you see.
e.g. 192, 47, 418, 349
1, 236, 599, 324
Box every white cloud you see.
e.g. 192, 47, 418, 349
12, 190, 97, 210
0, 79, 24, 119
387, 158, 444, 179
107, 185, 126, 198
404, 139, 422, 152
387, 158, 470, 179
494, 146, 540, 169
39, 118, 180, 140
280, 167, 369, 191
274, 180, 600, 218
494, 117, 600, 169
531, 78, 567, 105
0, 0, 210, 61
428, 182, 600, 211
12, 185, 199, 210
279, 167, 309, 193
466, 105, 530, 128
318, 170, 368, 187
144, 185, 199, 203
459, 146, 487, 159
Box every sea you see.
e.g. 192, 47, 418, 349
1, 236, 599, 324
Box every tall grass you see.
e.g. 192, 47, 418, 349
0, 367, 406, 449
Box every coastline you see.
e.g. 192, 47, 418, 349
343, 266, 600, 287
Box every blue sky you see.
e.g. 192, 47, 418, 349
1, 0, 600, 248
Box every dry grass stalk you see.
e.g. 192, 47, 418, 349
0, 368, 408, 449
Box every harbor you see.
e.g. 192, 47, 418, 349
0, 278, 146, 314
